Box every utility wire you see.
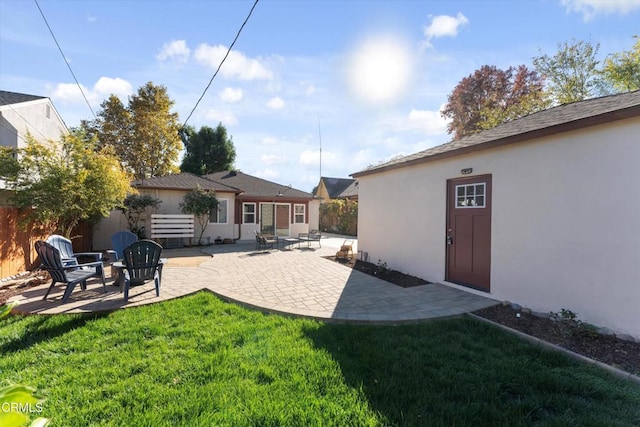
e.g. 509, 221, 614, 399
183, 0, 260, 127
34, 0, 97, 120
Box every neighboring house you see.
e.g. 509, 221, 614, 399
93, 171, 320, 249
314, 177, 359, 202
0, 90, 68, 202
352, 90, 640, 339
0, 90, 68, 152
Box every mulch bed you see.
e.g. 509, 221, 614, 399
323, 256, 429, 288
473, 304, 640, 376
0, 270, 50, 305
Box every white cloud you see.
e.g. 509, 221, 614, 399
261, 136, 278, 145
266, 96, 285, 109
51, 77, 133, 106
156, 40, 190, 63
219, 87, 243, 103
423, 12, 469, 48
52, 83, 91, 104
204, 109, 238, 125
194, 43, 273, 80
406, 108, 449, 135
261, 154, 286, 165
562, 0, 640, 20
304, 84, 316, 96
299, 149, 337, 169
93, 77, 133, 97
253, 168, 279, 180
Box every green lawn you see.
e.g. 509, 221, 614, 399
1, 292, 638, 426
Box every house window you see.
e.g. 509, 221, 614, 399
210, 199, 228, 223
46, 104, 51, 119
243, 203, 256, 224
294, 204, 305, 224
456, 183, 485, 208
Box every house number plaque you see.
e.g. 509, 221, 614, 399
461, 168, 473, 175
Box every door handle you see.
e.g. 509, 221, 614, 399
446, 229, 453, 245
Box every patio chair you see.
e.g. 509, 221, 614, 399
46, 234, 103, 266
254, 231, 278, 251
35, 240, 106, 302
122, 240, 163, 303
109, 230, 138, 262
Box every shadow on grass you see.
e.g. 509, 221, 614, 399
303, 317, 640, 426
0, 312, 109, 354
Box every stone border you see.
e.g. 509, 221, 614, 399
467, 313, 640, 386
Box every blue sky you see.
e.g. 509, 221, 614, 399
1, 0, 639, 192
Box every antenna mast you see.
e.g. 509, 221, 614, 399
317, 116, 322, 179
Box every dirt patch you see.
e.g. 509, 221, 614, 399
473, 304, 640, 376
323, 256, 429, 288
0, 270, 50, 305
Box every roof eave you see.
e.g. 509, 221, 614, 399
352, 104, 640, 178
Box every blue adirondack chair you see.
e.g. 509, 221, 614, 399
46, 234, 102, 266
36, 240, 106, 302
110, 230, 138, 262
122, 240, 163, 302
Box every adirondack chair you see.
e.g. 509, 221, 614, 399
110, 230, 138, 261
122, 240, 163, 303
46, 234, 103, 266
35, 240, 106, 302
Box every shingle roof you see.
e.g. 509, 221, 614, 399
132, 172, 241, 193
319, 177, 358, 198
0, 90, 47, 106
353, 90, 640, 177
205, 171, 314, 199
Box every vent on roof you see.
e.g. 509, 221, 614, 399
228, 171, 237, 176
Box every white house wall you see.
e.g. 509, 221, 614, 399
0, 99, 67, 150
358, 117, 640, 338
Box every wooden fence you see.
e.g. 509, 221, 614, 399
0, 206, 91, 278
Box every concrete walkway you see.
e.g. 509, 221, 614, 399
8, 235, 498, 323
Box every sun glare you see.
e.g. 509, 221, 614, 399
347, 35, 413, 105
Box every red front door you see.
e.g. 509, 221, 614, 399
446, 175, 492, 292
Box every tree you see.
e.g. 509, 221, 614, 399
600, 36, 640, 93
117, 194, 162, 239
533, 38, 602, 105
441, 65, 548, 139
91, 82, 182, 180
179, 185, 219, 245
180, 123, 236, 175
5, 130, 130, 238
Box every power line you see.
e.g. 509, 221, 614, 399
183, 0, 260, 127
34, 0, 97, 120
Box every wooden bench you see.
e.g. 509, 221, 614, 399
150, 214, 194, 248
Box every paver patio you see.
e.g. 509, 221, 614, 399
8, 235, 499, 322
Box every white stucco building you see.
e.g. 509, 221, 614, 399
352, 91, 640, 339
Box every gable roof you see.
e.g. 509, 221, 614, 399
0, 90, 47, 106
319, 177, 358, 199
353, 90, 640, 178
132, 172, 241, 193
205, 171, 314, 199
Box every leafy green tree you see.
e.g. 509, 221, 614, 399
117, 194, 161, 239
533, 38, 603, 105
600, 36, 640, 92
441, 65, 547, 139
179, 185, 219, 245
180, 123, 236, 175
4, 130, 130, 238
90, 82, 182, 180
